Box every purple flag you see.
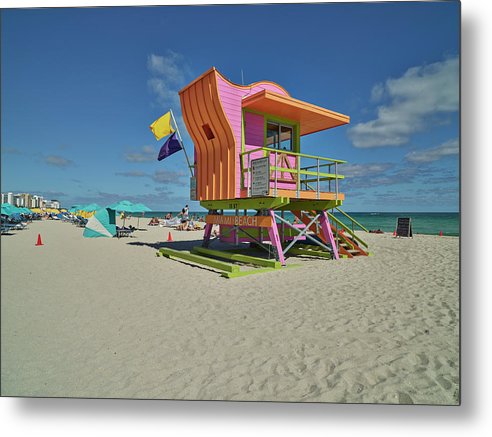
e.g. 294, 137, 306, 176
157, 132, 182, 161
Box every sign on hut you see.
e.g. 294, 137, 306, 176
251, 157, 270, 197
396, 217, 413, 237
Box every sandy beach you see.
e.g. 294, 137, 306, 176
1, 218, 459, 404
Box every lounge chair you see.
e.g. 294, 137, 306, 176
116, 226, 135, 238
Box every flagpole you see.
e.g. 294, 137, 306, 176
170, 109, 194, 177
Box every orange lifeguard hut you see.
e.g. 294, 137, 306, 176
159, 68, 369, 275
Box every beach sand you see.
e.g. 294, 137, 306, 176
1, 218, 459, 404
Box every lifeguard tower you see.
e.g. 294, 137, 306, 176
159, 68, 369, 276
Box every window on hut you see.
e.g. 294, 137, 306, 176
266, 121, 293, 151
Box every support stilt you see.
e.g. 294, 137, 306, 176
203, 223, 213, 248
267, 209, 286, 266
319, 210, 339, 260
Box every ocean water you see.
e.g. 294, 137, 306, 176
136, 211, 459, 236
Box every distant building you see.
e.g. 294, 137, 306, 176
45, 199, 60, 209
1, 192, 55, 209
13, 194, 22, 207
32, 195, 42, 208
21, 193, 32, 208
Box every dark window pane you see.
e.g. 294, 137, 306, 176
280, 125, 293, 151
266, 122, 279, 148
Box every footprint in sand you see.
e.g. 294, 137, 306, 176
398, 392, 414, 404
436, 375, 452, 390
418, 353, 429, 366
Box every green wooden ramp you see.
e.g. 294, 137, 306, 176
158, 247, 286, 278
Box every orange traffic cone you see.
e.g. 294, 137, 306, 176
35, 234, 44, 246
167, 231, 173, 242
439, 230, 443, 237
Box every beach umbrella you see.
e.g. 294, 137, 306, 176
79, 203, 101, 216
83, 208, 116, 238
134, 203, 152, 212
1, 203, 20, 216
106, 200, 142, 227
69, 205, 82, 213
1, 203, 14, 215
106, 200, 141, 213
81, 203, 101, 211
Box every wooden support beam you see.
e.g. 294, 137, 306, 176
192, 246, 281, 269
159, 248, 239, 273
287, 247, 332, 259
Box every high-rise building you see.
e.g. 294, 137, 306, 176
21, 193, 32, 208
13, 194, 22, 207
45, 199, 60, 209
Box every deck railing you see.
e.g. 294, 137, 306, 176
240, 146, 346, 199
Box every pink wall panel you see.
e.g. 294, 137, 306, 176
244, 112, 263, 147
216, 74, 289, 197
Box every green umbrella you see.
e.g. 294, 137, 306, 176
106, 200, 142, 228
106, 200, 141, 213
69, 205, 82, 213
1, 203, 20, 216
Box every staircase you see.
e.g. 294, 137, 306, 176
292, 209, 370, 258
331, 224, 368, 258
327, 209, 370, 257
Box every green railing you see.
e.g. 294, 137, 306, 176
240, 146, 346, 199
335, 207, 369, 233
326, 211, 368, 248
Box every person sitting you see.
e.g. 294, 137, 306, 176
148, 217, 160, 226
165, 212, 172, 220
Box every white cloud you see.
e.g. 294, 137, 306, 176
151, 169, 185, 184
370, 82, 384, 102
44, 155, 74, 168
115, 169, 185, 185
2, 146, 22, 155
114, 171, 147, 177
124, 145, 156, 162
349, 56, 459, 148
147, 51, 190, 108
343, 162, 394, 178
147, 52, 185, 82
405, 138, 459, 163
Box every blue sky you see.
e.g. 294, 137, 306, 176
1, 2, 460, 212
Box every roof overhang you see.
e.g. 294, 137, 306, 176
242, 90, 349, 136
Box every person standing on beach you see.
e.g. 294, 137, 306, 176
178, 204, 190, 230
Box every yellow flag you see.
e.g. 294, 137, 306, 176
149, 111, 175, 141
